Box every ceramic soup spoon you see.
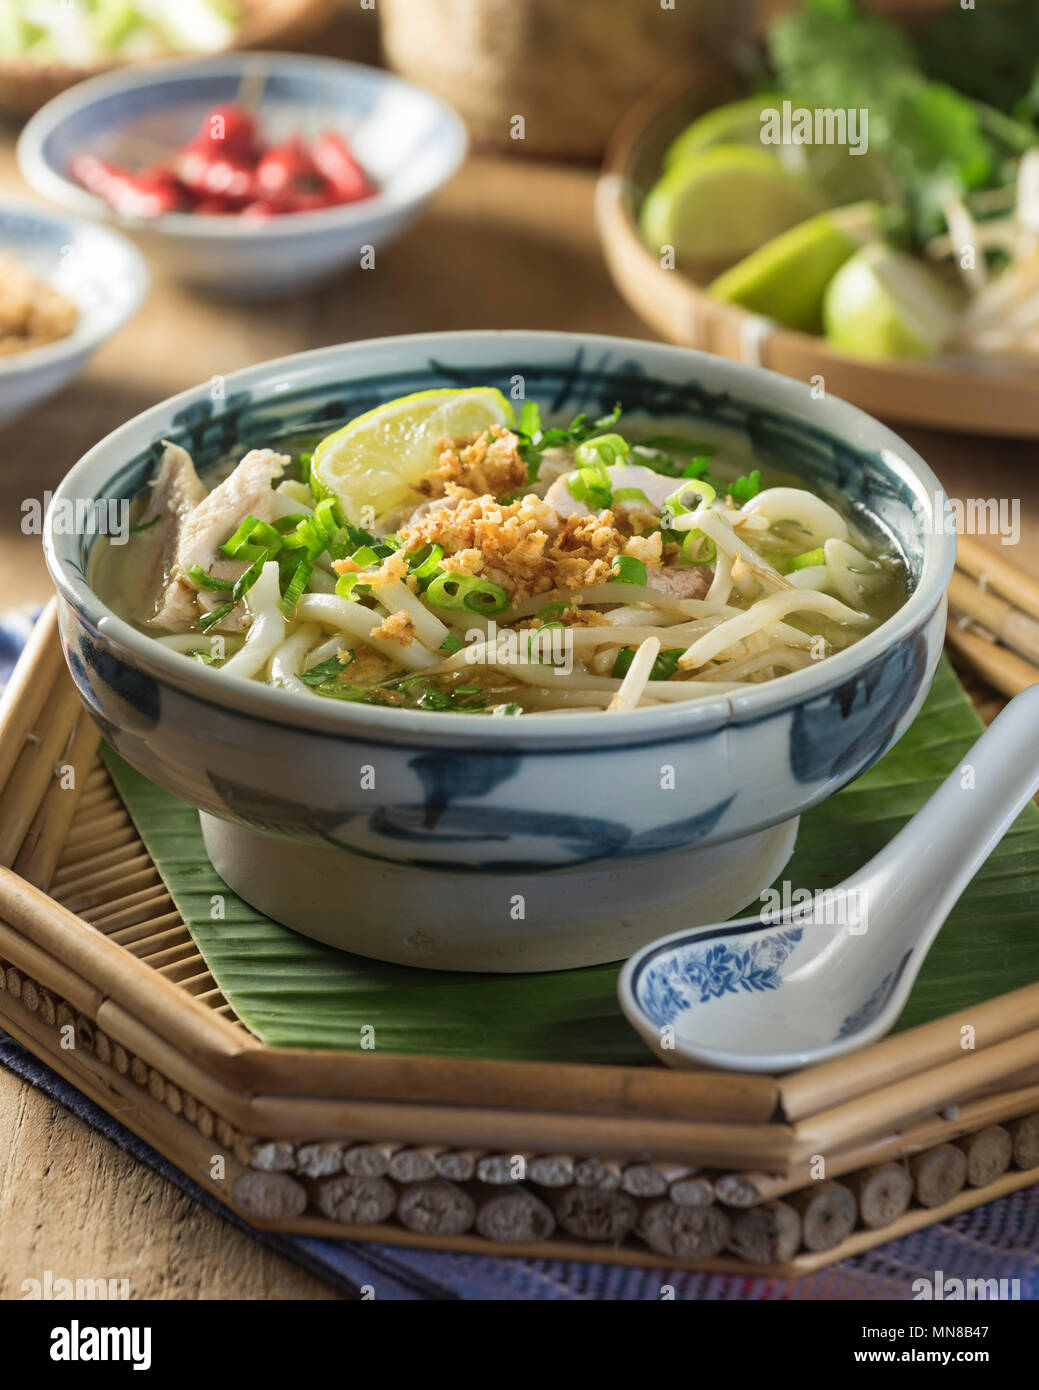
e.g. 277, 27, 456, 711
619, 684, 1039, 1073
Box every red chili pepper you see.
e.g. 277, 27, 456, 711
175, 148, 256, 206
310, 132, 376, 203
192, 196, 237, 215
254, 138, 320, 201
190, 104, 259, 163
70, 153, 183, 219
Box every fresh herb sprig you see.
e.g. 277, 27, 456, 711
515, 401, 622, 482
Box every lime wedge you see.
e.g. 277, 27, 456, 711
822, 242, 962, 360
662, 97, 897, 208
639, 145, 826, 267
662, 96, 793, 168
709, 201, 884, 332
312, 388, 515, 526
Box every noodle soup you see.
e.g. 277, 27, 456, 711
92, 398, 907, 716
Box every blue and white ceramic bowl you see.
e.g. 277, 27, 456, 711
43, 331, 955, 971
18, 53, 467, 298
0, 198, 146, 428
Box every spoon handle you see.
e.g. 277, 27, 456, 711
859, 682, 1039, 923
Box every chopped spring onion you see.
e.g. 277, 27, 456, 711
280, 518, 325, 561
407, 542, 444, 585
130, 515, 161, 534
526, 620, 565, 661
335, 571, 371, 600
660, 478, 716, 529
299, 452, 313, 486
680, 530, 717, 565
787, 547, 827, 572
574, 432, 630, 472
231, 550, 269, 604
440, 632, 464, 653
348, 545, 381, 569
612, 488, 653, 508
279, 558, 312, 616
611, 646, 685, 681
186, 565, 231, 592
196, 602, 234, 633
567, 468, 613, 509
491, 702, 523, 716
610, 555, 647, 585
311, 497, 340, 546
536, 601, 569, 621
220, 516, 281, 558
425, 573, 509, 614
517, 402, 621, 482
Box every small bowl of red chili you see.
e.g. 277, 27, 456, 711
18, 51, 467, 298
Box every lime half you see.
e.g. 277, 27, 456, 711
662, 95, 793, 168
710, 201, 884, 332
823, 242, 962, 360
662, 97, 898, 209
640, 144, 826, 267
312, 388, 515, 526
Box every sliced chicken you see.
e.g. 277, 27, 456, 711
604, 465, 680, 511
542, 473, 593, 521
543, 463, 679, 522
145, 447, 288, 632
646, 564, 713, 601
133, 442, 207, 629
402, 490, 470, 528
531, 445, 576, 490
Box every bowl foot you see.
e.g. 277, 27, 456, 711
200, 813, 800, 972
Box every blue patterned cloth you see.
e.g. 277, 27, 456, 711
1, 609, 1036, 1300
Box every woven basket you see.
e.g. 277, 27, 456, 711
0, 0, 336, 120
378, 0, 749, 159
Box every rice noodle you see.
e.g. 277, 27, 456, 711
608, 637, 660, 712
678, 591, 870, 671
269, 622, 321, 697
128, 426, 902, 715
221, 562, 286, 680
295, 593, 440, 670
739, 488, 849, 546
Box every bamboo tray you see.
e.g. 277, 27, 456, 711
2, 603, 1039, 1273
597, 60, 1039, 439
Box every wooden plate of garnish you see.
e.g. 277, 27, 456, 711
597, 1, 1039, 439
0, 0, 335, 118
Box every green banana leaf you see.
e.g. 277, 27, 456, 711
101, 660, 1039, 1062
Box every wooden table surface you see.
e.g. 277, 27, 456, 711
0, 104, 1034, 1299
